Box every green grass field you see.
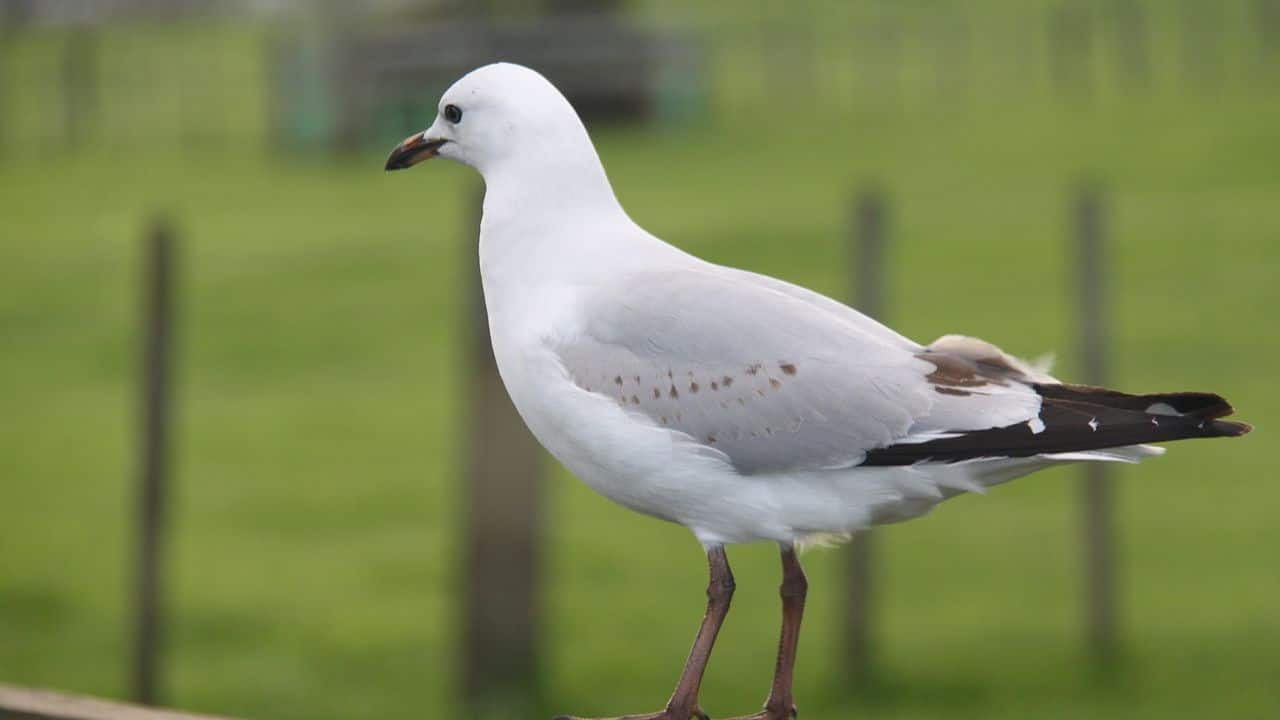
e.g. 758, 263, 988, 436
2, 5, 1279, 719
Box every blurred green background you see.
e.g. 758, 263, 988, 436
1, 1, 1277, 719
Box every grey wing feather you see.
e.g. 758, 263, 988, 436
719, 265, 924, 351
554, 268, 942, 474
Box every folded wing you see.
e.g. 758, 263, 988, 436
553, 268, 1049, 474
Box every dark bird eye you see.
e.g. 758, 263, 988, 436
443, 104, 463, 124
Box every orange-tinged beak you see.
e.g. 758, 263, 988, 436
384, 133, 447, 171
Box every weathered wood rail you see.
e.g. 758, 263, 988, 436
0, 685, 238, 720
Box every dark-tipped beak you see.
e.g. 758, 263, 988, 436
384, 133, 447, 171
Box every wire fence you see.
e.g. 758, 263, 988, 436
1, 1, 1277, 155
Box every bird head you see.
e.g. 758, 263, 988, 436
384, 62, 590, 177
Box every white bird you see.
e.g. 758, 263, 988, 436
385, 63, 1250, 720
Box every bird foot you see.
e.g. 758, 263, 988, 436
554, 707, 710, 720
722, 705, 797, 720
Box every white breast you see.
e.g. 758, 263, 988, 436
485, 281, 682, 519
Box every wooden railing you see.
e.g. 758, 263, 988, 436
0, 685, 239, 720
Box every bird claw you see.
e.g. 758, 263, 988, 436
721, 705, 797, 720
554, 707, 710, 720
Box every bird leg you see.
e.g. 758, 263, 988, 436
726, 544, 807, 720
554, 546, 734, 720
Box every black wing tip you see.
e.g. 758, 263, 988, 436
1210, 419, 1252, 437
1162, 391, 1236, 421
1043, 385, 1253, 441
861, 384, 1252, 467
1034, 383, 1238, 421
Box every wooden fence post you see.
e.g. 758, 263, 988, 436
0, 25, 8, 162
932, 5, 971, 101
61, 24, 98, 151
1047, 2, 1095, 99
132, 217, 177, 705
1110, 0, 1150, 91
844, 187, 888, 686
1259, 0, 1280, 71
461, 186, 545, 716
1179, 0, 1224, 92
1074, 182, 1118, 665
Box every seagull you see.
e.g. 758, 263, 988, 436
385, 63, 1251, 720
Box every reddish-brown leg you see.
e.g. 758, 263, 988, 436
555, 546, 735, 720
727, 544, 808, 720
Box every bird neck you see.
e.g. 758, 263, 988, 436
478, 142, 625, 231
477, 143, 635, 275
475, 147, 665, 318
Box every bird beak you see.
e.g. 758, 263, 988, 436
384, 133, 447, 171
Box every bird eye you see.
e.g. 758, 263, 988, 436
443, 104, 463, 124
